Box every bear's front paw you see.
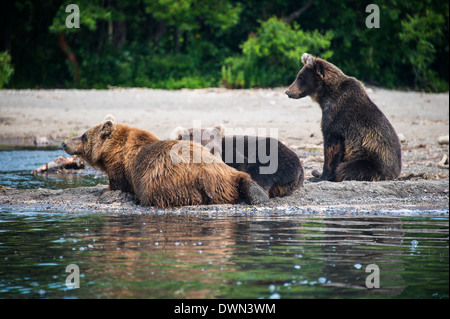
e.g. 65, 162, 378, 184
311, 169, 322, 178
247, 183, 269, 205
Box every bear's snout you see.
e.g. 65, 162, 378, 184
62, 137, 83, 156
285, 90, 291, 97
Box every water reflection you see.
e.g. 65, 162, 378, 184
0, 211, 448, 299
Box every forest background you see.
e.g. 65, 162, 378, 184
0, 0, 448, 92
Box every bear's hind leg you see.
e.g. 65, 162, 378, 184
238, 174, 269, 204
335, 159, 384, 182
268, 185, 290, 198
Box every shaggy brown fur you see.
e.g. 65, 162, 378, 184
286, 53, 401, 182
62, 115, 268, 208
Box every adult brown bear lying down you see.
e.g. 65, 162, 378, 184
286, 53, 402, 182
62, 115, 268, 208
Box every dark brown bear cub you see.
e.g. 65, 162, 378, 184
286, 53, 401, 182
174, 125, 304, 197
62, 115, 268, 208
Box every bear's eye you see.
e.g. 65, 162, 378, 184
81, 133, 87, 141
298, 75, 304, 81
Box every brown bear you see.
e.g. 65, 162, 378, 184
285, 53, 401, 182
173, 124, 304, 197
62, 115, 269, 208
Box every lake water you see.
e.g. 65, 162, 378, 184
0, 149, 448, 299
0, 148, 107, 189
0, 210, 448, 299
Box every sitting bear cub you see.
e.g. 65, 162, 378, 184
62, 115, 268, 208
286, 53, 402, 182
174, 125, 304, 198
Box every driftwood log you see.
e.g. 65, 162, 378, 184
438, 154, 449, 169
33, 156, 85, 174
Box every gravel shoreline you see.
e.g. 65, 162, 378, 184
0, 88, 448, 214
0, 179, 448, 215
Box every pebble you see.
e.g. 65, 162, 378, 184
437, 135, 449, 145
34, 136, 49, 146
438, 154, 449, 169
398, 133, 406, 143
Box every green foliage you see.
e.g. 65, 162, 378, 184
0, 51, 14, 88
2, 0, 449, 92
221, 17, 333, 88
49, 0, 112, 34
305, 0, 448, 91
144, 0, 241, 31
76, 40, 219, 89
399, 9, 447, 92
44, 0, 238, 89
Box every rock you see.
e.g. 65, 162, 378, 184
312, 169, 321, 178
34, 136, 49, 146
437, 154, 449, 169
398, 133, 406, 143
437, 135, 449, 145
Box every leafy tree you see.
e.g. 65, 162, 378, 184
0, 0, 66, 88
0, 51, 14, 88
301, 0, 448, 90
221, 17, 333, 88
0, 0, 448, 91
45, 0, 242, 88
399, 9, 447, 91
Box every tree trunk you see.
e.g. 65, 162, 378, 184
283, 0, 314, 24
0, 24, 11, 52
108, 21, 113, 42
56, 31, 80, 83
113, 20, 127, 46
155, 20, 167, 43
173, 26, 180, 54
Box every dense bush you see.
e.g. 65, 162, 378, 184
303, 0, 449, 92
1, 0, 448, 92
75, 40, 221, 89
399, 9, 448, 92
0, 51, 14, 88
221, 17, 333, 88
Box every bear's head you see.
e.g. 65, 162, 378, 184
285, 53, 334, 101
172, 124, 225, 156
62, 114, 117, 167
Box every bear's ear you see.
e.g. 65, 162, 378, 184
101, 120, 117, 138
172, 126, 188, 140
214, 124, 226, 138
314, 59, 326, 79
301, 53, 314, 66
104, 114, 116, 123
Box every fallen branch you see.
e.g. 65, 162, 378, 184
437, 154, 449, 169
402, 144, 427, 150
33, 155, 85, 174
